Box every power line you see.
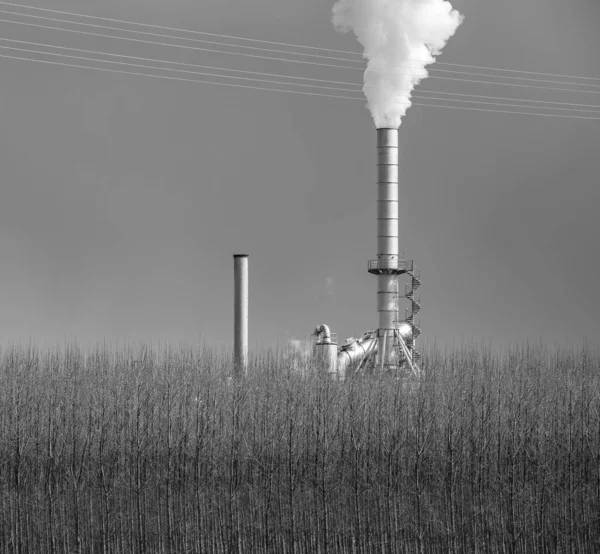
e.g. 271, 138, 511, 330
412, 101, 600, 120
1, 51, 599, 121
0, 44, 367, 93
2, 17, 600, 96
0, 18, 371, 70
0, 1, 368, 57
0, 37, 367, 85
1, 0, 599, 84
417, 61, 600, 83
3, 37, 599, 111
2, 44, 599, 115
434, 69, 600, 89
2, 9, 600, 90
408, 95, 599, 114
0, 52, 363, 100
0, 9, 368, 64
410, 89, 600, 110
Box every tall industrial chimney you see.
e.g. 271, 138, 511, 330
368, 128, 407, 368
233, 254, 248, 377
307, 128, 419, 377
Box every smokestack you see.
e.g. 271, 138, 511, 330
331, 0, 462, 373
375, 128, 400, 365
233, 254, 248, 377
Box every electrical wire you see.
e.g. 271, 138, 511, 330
1, 9, 599, 90
411, 95, 599, 113
0, 1, 368, 57
0, 9, 368, 64
412, 101, 600, 120
1, 0, 599, 84
408, 89, 600, 110
1, 17, 600, 96
1, 51, 599, 121
0, 18, 375, 71
0, 52, 363, 100
0, 37, 600, 111
2, 43, 599, 114
3, 37, 599, 111
0, 37, 367, 86
0, 44, 366, 93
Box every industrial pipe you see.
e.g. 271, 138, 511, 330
233, 254, 248, 377
314, 324, 334, 344
336, 332, 378, 380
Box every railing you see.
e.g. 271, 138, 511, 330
313, 333, 338, 345
368, 259, 413, 273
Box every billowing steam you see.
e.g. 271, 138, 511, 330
333, 0, 464, 128
286, 338, 312, 373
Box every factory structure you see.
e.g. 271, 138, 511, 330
312, 128, 421, 379
234, 128, 421, 379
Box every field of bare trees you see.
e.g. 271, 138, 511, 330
0, 342, 599, 553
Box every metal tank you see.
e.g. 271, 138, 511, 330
313, 324, 338, 375
396, 322, 413, 342
336, 331, 378, 380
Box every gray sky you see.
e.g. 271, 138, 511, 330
0, 0, 598, 350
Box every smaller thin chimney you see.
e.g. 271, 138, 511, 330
233, 254, 249, 377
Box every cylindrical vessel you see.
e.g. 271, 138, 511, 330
315, 343, 338, 375
336, 333, 378, 380
377, 128, 400, 363
233, 254, 248, 376
313, 324, 338, 375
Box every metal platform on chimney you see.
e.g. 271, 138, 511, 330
367, 259, 414, 275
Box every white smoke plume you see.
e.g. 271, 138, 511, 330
288, 338, 312, 360
332, 0, 464, 128
286, 338, 313, 373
